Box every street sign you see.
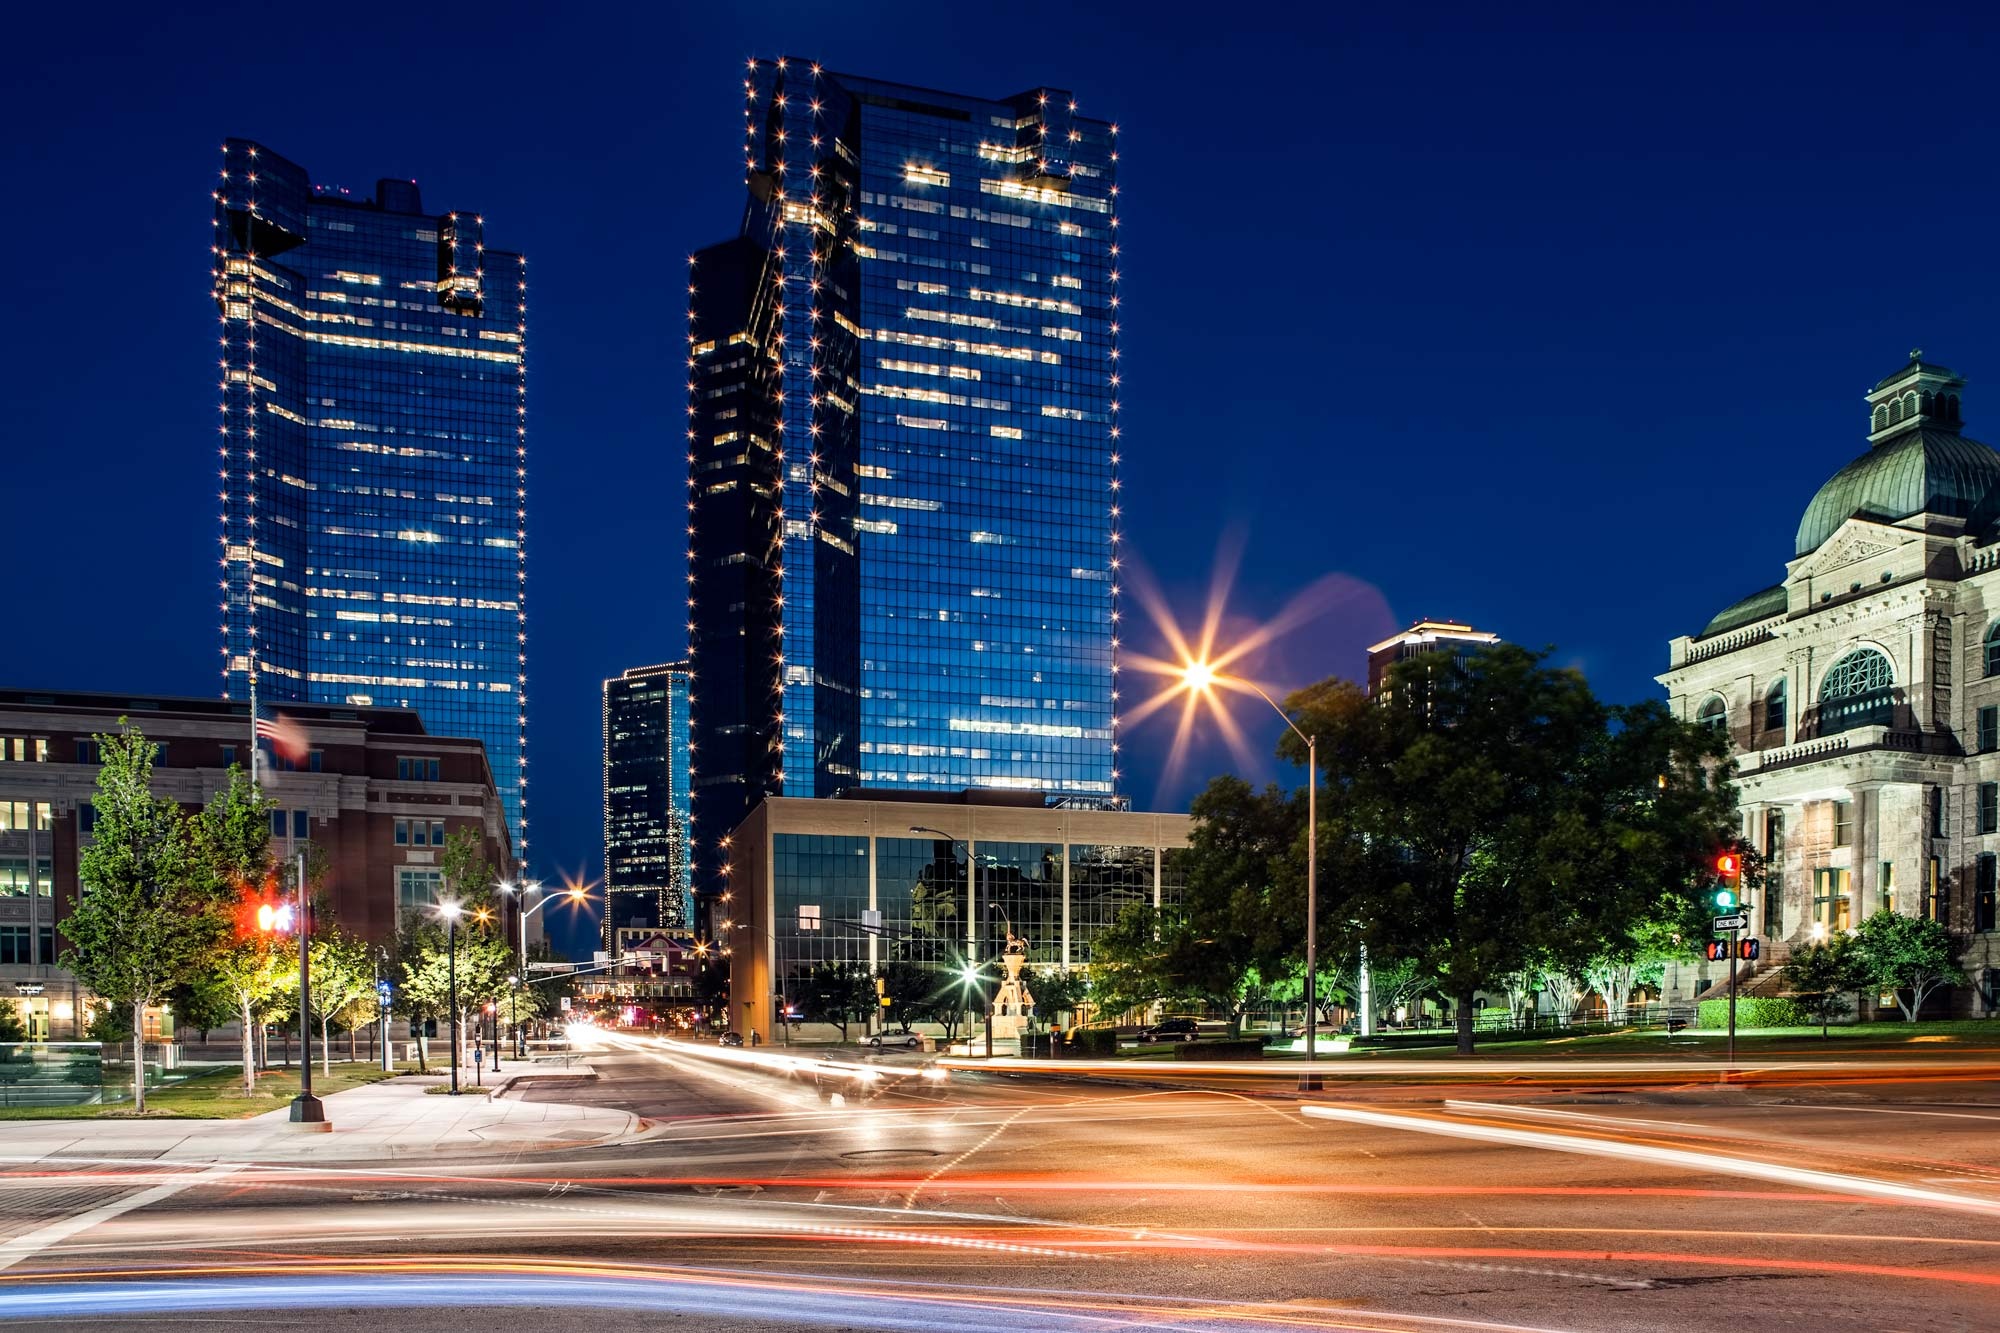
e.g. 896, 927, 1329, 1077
375, 980, 392, 1003
559, 997, 572, 1011
527, 962, 575, 972
1712, 913, 1749, 932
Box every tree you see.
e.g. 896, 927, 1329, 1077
63, 724, 231, 1112
1853, 910, 1965, 1022
188, 766, 285, 1095
1780, 935, 1868, 1037
307, 928, 375, 1075
1029, 968, 1091, 1031
798, 963, 874, 1040
0, 1004, 26, 1044
166, 974, 237, 1044
1284, 645, 1740, 1054
876, 960, 936, 1034
438, 827, 495, 912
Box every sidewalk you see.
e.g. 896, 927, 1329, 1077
0, 1069, 653, 1164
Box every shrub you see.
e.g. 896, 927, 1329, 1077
1062, 1027, 1119, 1057
1696, 996, 1810, 1029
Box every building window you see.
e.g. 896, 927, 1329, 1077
292, 810, 309, 839
1925, 858, 1947, 923
1986, 622, 2000, 676
431, 820, 446, 846
395, 819, 409, 846
269, 810, 286, 837
1817, 648, 1894, 735
1833, 800, 1853, 847
1764, 809, 1785, 858
309, 749, 323, 773
1982, 784, 1998, 836
221, 745, 237, 768
798, 904, 822, 932
1982, 707, 1999, 753
1932, 786, 1948, 839
397, 756, 441, 782
1880, 860, 1896, 915
78, 802, 97, 834
1813, 868, 1852, 930
1980, 855, 1998, 933
1764, 679, 1787, 734
0, 926, 28, 966
1697, 696, 1727, 733
396, 867, 443, 913
76, 740, 100, 765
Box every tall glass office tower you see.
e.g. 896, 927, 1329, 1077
687, 63, 1121, 894
602, 662, 694, 949
213, 140, 529, 859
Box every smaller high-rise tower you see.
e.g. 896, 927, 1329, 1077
602, 663, 693, 953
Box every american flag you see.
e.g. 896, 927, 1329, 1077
255, 711, 308, 761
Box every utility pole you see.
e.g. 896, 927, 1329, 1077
289, 849, 325, 1125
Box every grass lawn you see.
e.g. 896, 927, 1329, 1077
0, 1062, 419, 1120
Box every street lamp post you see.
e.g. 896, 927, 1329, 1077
498, 880, 584, 1057
911, 825, 991, 1045
1180, 663, 1320, 1087
289, 848, 326, 1125
437, 901, 463, 1096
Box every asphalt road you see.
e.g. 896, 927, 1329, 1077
6, 1031, 2000, 1331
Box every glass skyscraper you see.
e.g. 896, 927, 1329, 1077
687, 63, 1121, 894
213, 140, 529, 860
602, 662, 694, 949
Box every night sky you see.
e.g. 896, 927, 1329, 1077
10, 3, 2000, 957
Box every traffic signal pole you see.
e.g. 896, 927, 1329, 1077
1726, 922, 1738, 1070
289, 849, 325, 1125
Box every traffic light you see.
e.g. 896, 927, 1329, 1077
1712, 850, 1743, 911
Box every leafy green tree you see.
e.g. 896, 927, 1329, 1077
166, 974, 237, 1044
1280, 644, 1739, 1054
307, 928, 376, 1075
1780, 934, 1869, 1037
438, 827, 495, 912
798, 963, 874, 1040
63, 724, 231, 1111
876, 960, 937, 1034
188, 765, 284, 1094
1028, 968, 1090, 1030
1853, 910, 1965, 1021
0, 1003, 27, 1043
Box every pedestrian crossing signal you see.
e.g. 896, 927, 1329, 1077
1706, 938, 1761, 962
1738, 938, 1760, 961
1704, 940, 1729, 962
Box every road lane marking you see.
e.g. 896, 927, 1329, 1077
1302, 1103, 2000, 1216
0, 1164, 239, 1272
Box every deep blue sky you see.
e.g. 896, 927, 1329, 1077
9, 3, 2000, 956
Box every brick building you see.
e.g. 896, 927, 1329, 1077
0, 689, 517, 1038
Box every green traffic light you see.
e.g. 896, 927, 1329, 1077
1714, 888, 1738, 910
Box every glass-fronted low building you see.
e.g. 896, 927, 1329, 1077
687, 63, 1123, 903
720, 791, 1187, 1038
602, 662, 693, 951
213, 140, 530, 863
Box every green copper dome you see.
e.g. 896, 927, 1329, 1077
1794, 429, 2000, 556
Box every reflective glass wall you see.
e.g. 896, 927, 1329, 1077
214, 140, 528, 860
603, 663, 693, 946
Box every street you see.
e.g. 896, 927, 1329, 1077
5, 1034, 2000, 1330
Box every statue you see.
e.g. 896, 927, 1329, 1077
988, 930, 1035, 1041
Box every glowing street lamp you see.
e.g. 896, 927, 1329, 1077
1176, 658, 1324, 1079
496, 878, 590, 1057
436, 900, 464, 1095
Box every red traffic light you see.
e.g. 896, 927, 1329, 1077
1714, 852, 1742, 883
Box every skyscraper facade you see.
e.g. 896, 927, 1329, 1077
687, 63, 1121, 894
602, 662, 694, 951
213, 140, 529, 861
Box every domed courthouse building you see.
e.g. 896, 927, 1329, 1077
1660, 354, 2000, 1016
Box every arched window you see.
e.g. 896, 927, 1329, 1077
1893, 398, 1907, 424
1818, 648, 1894, 735
1874, 405, 1889, 432
1764, 678, 1787, 734
1697, 695, 1727, 733
1986, 623, 2000, 677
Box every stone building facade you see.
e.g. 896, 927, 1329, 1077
1659, 354, 2000, 1015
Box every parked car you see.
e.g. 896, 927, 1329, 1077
1139, 1017, 1201, 1043
866, 1030, 923, 1050
719, 1031, 744, 1048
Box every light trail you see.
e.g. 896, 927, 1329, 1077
1301, 1102, 2000, 1216
0, 1256, 1590, 1332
